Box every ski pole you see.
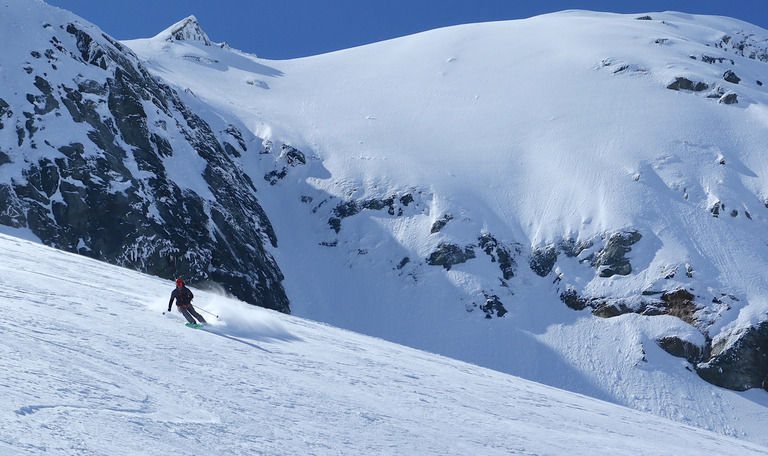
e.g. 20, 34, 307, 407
196, 306, 219, 318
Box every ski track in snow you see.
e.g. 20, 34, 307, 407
1, 232, 768, 454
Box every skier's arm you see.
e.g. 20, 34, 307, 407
168, 291, 176, 312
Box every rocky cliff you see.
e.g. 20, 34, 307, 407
0, 4, 288, 312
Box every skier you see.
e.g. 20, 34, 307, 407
168, 278, 207, 326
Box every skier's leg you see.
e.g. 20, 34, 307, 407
187, 304, 207, 324
178, 306, 197, 324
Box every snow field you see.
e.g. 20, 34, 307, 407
1, 232, 768, 454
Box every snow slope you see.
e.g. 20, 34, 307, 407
0, 231, 767, 455
118, 9, 768, 445
4, 0, 768, 447
126, 10, 768, 313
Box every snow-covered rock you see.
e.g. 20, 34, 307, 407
0, 0, 288, 312
155, 15, 213, 46
123, 7, 768, 408
7, 1, 768, 446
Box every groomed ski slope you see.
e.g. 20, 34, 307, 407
0, 231, 766, 455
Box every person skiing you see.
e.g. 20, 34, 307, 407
168, 278, 207, 326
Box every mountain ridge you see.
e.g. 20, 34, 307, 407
6, 1, 768, 446
121, 9, 768, 434
0, 0, 289, 311
155, 15, 213, 46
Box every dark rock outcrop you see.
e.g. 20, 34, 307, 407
560, 288, 591, 311
264, 143, 307, 185
327, 193, 412, 233
643, 289, 699, 326
723, 70, 741, 84
714, 33, 768, 62
719, 92, 738, 104
430, 213, 453, 234
530, 237, 594, 277
658, 337, 703, 364
560, 287, 702, 328
667, 77, 709, 92
530, 245, 558, 277
0, 19, 289, 312
478, 233, 519, 280
480, 293, 507, 319
590, 230, 642, 277
426, 243, 476, 270
697, 322, 768, 391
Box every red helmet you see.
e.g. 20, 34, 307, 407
176, 278, 184, 286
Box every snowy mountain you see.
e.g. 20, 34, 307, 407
0, 0, 288, 312
2, 232, 768, 455
7, 0, 768, 448
123, 9, 768, 444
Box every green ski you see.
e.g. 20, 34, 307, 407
185, 323, 204, 329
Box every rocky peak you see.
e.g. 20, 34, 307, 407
0, 5, 288, 312
156, 15, 212, 46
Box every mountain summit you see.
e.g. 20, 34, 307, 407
121, 10, 768, 437
5, 1, 768, 447
0, 0, 288, 311
154, 15, 213, 46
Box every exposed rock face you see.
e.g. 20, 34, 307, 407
430, 213, 453, 234
667, 77, 709, 91
714, 32, 768, 62
719, 92, 739, 104
655, 289, 699, 325
591, 230, 641, 277
480, 293, 507, 319
427, 243, 476, 270
657, 337, 702, 364
697, 322, 768, 391
478, 233, 519, 280
0, 19, 289, 312
723, 70, 741, 84
560, 279, 768, 391
530, 245, 558, 277
264, 143, 307, 185
326, 193, 413, 233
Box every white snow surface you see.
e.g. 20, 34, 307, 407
0, 231, 767, 455
123, 8, 768, 446
7, 0, 768, 449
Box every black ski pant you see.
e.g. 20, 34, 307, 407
177, 304, 207, 325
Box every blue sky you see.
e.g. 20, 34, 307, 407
44, 0, 768, 60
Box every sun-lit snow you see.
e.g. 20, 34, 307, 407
119, 9, 768, 446
5, 0, 768, 449
1, 231, 768, 455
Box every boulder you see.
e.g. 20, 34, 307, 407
427, 243, 476, 270
657, 337, 703, 364
723, 70, 741, 84
719, 92, 739, 104
591, 230, 642, 277
697, 322, 768, 391
530, 245, 558, 277
667, 77, 709, 91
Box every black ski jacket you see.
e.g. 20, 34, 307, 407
168, 286, 194, 311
